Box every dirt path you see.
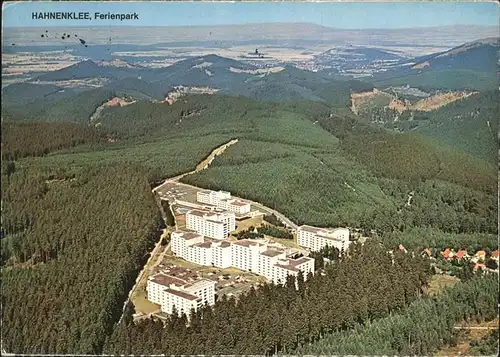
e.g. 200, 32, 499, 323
435, 318, 499, 356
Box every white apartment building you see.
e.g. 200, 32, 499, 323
171, 230, 315, 286
185, 209, 236, 239
146, 273, 216, 316
171, 231, 204, 256
231, 239, 268, 273
185, 241, 213, 266
197, 189, 251, 215
212, 240, 232, 268
272, 257, 315, 285
197, 190, 231, 206
171, 231, 232, 268
218, 199, 251, 215
258, 249, 286, 281
297, 225, 350, 252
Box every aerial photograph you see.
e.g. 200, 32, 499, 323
1, 0, 498, 355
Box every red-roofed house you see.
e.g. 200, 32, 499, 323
454, 250, 469, 260
441, 248, 452, 260
491, 250, 499, 262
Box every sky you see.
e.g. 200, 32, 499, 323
2, 1, 499, 29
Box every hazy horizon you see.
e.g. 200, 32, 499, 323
4, 22, 499, 31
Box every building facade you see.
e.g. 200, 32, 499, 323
197, 189, 251, 215
185, 209, 236, 239
171, 230, 232, 268
231, 240, 267, 273
171, 230, 315, 286
218, 199, 251, 215
297, 225, 350, 252
146, 273, 216, 316
197, 190, 231, 206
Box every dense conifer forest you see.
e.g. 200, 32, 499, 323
292, 274, 498, 355
2, 121, 101, 160
1, 164, 162, 354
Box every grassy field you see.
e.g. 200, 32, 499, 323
131, 288, 161, 315
234, 217, 264, 233
266, 236, 302, 249
425, 274, 460, 296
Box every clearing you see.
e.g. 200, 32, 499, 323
411, 91, 478, 112
425, 274, 460, 296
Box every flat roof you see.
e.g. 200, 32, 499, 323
180, 232, 203, 240
184, 279, 216, 290
232, 239, 261, 247
212, 241, 231, 248
274, 263, 299, 272
230, 200, 249, 207
317, 234, 343, 242
193, 241, 212, 249
298, 225, 325, 234
187, 209, 212, 217
205, 219, 225, 225
150, 274, 187, 287
290, 257, 314, 266
261, 250, 285, 258
164, 288, 200, 301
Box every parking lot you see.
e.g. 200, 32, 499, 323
156, 182, 200, 203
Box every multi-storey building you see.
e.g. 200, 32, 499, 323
258, 249, 286, 281
185, 209, 236, 239
185, 241, 213, 266
297, 225, 350, 252
171, 231, 232, 268
231, 239, 267, 273
197, 189, 251, 215
272, 257, 315, 285
171, 230, 315, 286
218, 199, 251, 215
146, 273, 216, 316
212, 240, 232, 268
171, 231, 204, 256
196, 190, 231, 206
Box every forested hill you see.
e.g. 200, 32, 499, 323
1, 91, 497, 354
371, 38, 499, 91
